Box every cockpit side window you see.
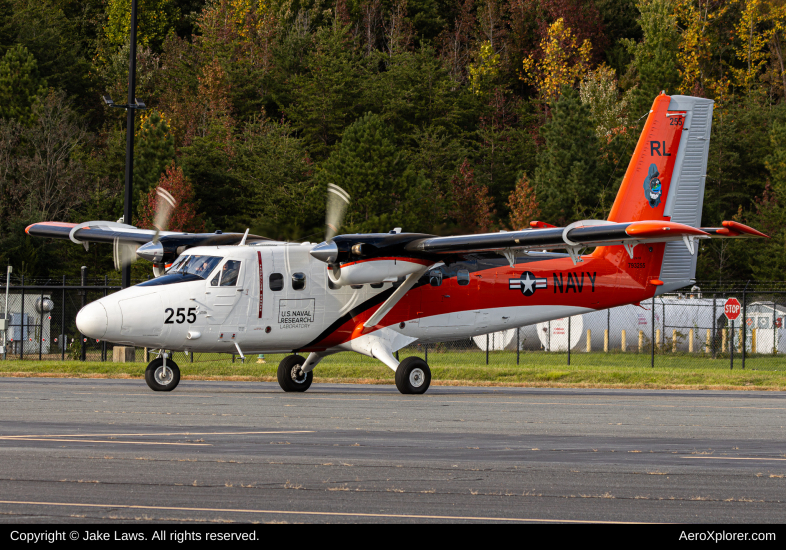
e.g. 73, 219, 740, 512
210, 272, 220, 286
457, 269, 470, 286
429, 268, 443, 287
219, 260, 241, 286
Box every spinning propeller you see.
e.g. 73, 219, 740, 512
112, 187, 177, 271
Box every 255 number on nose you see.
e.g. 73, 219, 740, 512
165, 307, 197, 324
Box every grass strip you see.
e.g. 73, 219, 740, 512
1, 350, 785, 390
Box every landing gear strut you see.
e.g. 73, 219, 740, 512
145, 356, 180, 391
277, 354, 313, 392
395, 356, 431, 394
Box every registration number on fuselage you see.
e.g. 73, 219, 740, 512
164, 307, 197, 324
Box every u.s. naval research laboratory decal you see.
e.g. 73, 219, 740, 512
278, 299, 315, 329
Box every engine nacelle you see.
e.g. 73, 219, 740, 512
327, 258, 430, 287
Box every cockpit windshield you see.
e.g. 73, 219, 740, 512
172, 255, 222, 279
139, 255, 223, 287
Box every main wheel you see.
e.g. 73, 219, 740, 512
395, 356, 431, 395
145, 357, 181, 391
277, 354, 313, 392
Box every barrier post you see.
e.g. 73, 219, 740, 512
672, 329, 677, 353
486, 333, 489, 365
586, 329, 591, 353
712, 296, 717, 358
722, 328, 727, 355
567, 317, 571, 365
20, 274, 24, 360
621, 329, 626, 352
656, 329, 661, 353
604, 329, 608, 352
689, 328, 694, 353
752, 328, 757, 354
516, 328, 520, 365
705, 329, 711, 354
638, 330, 643, 353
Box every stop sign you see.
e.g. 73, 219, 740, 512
725, 297, 742, 321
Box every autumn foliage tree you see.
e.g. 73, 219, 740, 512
507, 173, 540, 230
450, 159, 495, 233
137, 163, 205, 233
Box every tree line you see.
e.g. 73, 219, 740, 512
1, 0, 786, 283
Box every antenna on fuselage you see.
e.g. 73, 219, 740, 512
239, 228, 250, 246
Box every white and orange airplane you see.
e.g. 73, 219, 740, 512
26, 94, 767, 394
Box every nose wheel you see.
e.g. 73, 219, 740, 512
145, 357, 181, 391
277, 355, 313, 392
395, 356, 431, 394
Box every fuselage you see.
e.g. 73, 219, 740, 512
76, 240, 665, 355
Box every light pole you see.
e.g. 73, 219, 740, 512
103, 0, 145, 289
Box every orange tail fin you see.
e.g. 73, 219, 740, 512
607, 92, 686, 223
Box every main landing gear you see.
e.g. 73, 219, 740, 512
395, 356, 431, 394
145, 356, 181, 391
277, 354, 313, 392
275, 353, 431, 395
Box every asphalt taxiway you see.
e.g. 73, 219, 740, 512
0, 378, 784, 523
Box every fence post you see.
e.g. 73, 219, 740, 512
61, 275, 65, 361
567, 317, 571, 365
425, 342, 428, 363
486, 333, 489, 365
38, 287, 43, 360
20, 274, 24, 360
548, 321, 551, 351
516, 328, 520, 365
774, 299, 778, 355
712, 296, 717, 359
102, 275, 108, 362
651, 296, 655, 368
742, 286, 747, 369
80, 266, 86, 361
730, 320, 734, 370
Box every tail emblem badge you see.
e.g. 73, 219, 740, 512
643, 163, 662, 208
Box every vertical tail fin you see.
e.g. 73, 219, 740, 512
603, 93, 715, 293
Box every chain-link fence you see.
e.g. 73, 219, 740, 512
2, 274, 786, 371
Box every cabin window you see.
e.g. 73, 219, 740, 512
292, 272, 306, 291
370, 282, 384, 289
220, 260, 241, 286
269, 273, 284, 291
457, 269, 470, 286
429, 269, 443, 287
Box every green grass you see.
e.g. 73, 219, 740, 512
2, 349, 785, 390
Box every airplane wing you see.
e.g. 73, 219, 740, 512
26, 221, 272, 266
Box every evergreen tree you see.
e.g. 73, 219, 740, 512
134, 110, 176, 214
0, 44, 45, 125
533, 88, 604, 225
622, 0, 681, 118
319, 112, 429, 233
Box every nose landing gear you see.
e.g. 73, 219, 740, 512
145, 356, 181, 391
277, 354, 313, 392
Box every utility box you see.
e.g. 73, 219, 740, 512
113, 346, 135, 363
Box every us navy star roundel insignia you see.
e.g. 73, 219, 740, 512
509, 271, 547, 297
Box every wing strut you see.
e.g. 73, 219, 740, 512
363, 265, 431, 329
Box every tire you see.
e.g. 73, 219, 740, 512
395, 356, 431, 395
145, 357, 181, 391
277, 354, 313, 392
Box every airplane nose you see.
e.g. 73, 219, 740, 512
76, 301, 108, 339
